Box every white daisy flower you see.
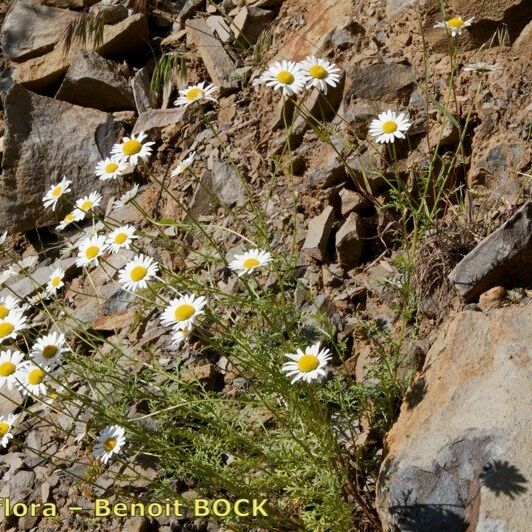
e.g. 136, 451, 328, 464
260, 60, 306, 96
113, 184, 140, 210
95, 157, 129, 181
28, 290, 52, 305
30, 332, 67, 369
47, 267, 65, 294
117, 254, 158, 292
56, 210, 84, 231
111, 132, 155, 167
0, 413, 17, 448
434, 16, 474, 37
16, 362, 51, 397
175, 82, 217, 107
171, 151, 196, 177
299, 56, 341, 94
170, 326, 192, 346
282, 342, 332, 384
161, 294, 207, 330
106, 225, 137, 254
76, 234, 107, 268
0, 231, 7, 246
93, 425, 126, 464
74, 191, 102, 219
369, 110, 411, 144
228, 248, 273, 276
8, 255, 38, 276
0, 350, 25, 390
0, 296, 27, 320
42, 177, 72, 211
0, 310, 27, 344
463, 62, 498, 74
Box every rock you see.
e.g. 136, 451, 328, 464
302, 205, 336, 262
89, 2, 128, 24
211, 158, 245, 207
339, 188, 370, 217
346, 63, 418, 105
122, 516, 150, 532
305, 143, 345, 189
0, 387, 23, 415
377, 304, 532, 532
231, 6, 275, 46
35, 0, 99, 6
335, 212, 365, 268
1, 470, 35, 505
176, 0, 205, 29
131, 65, 156, 115
1, 0, 77, 62
185, 18, 239, 95
12, 14, 148, 92
346, 151, 386, 195
92, 308, 137, 331
206, 15, 232, 43
55, 50, 135, 111
478, 286, 506, 311
513, 19, 532, 53
132, 108, 186, 136
0, 85, 121, 233
448, 202, 532, 301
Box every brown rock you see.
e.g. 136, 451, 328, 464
339, 188, 370, 217
231, 6, 275, 46
132, 108, 187, 136
478, 286, 506, 311
302, 205, 336, 261
186, 18, 239, 95
335, 212, 365, 268
92, 309, 137, 332
377, 304, 532, 531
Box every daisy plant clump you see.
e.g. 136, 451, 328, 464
369, 110, 412, 144
299, 55, 341, 94
47, 268, 65, 294
0, 295, 27, 320
282, 343, 332, 384
0, 349, 25, 389
171, 151, 196, 177
57, 210, 84, 231
42, 177, 72, 211
0, 413, 16, 448
175, 82, 217, 107
0, 310, 27, 344
93, 425, 126, 464
113, 184, 139, 210
30, 331, 67, 369
95, 157, 129, 181
111, 132, 155, 168
74, 191, 102, 220
160, 294, 206, 330
434, 15, 474, 37
228, 248, 273, 276
75, 234, 107, 268
16, 363, 51, 397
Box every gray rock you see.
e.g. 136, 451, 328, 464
131, 65, 156, 115
335, 212, 365, 268
206, 15, 232, 44
132, 108, 186, 136
1, 0, 77, 62
449, 202, 532, 301
346, 63, 418, 104
211, 158, 245, 207
0, 84, 121, 233
176, 0, 205, 29
339, 188, 370, 217
377, 304, 532, 531
346, 151, 386, 195
231, 6, 275, 46
185, 18, 239, 95
56, 51, 135, 111
302, 206, 336, 262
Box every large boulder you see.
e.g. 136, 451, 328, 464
1, 0, 78, 62
12, 13, 148, 92
56, 50, 135, 111
377, 304, 532, 531
0, 84, 122, 233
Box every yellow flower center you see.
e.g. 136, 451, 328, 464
28, 368, 45, 385
85, 245, 100, 260
64, 213, 75, 224
186, 87, 204, 101
0, 306, 9, 319
42, 345, 58, 359
243, 258, 261, 270
0, 322, 14, 338
0, 361, 16, 377
51, 185, 63, 197
80, 200, 93, 212
174, 304, 195, 322
0, 421, 10, 437
297, 354, 319, 372
103, 437, 117, 452
276, 70, 294, 84
114, 233, 128, 245
51, 276, 62, 287
447, 17, 464, 28
130, 266, 147, 282
122, 139, 142, 156
309, 65, 327, 79
105, 162, 119, 173
382, 120, 398, 134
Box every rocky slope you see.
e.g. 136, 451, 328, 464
0, 0, 531, 530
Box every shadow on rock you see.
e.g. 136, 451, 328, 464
480, 460, 528, 499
